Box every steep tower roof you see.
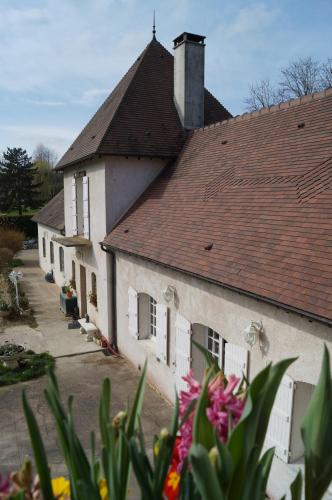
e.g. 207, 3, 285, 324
56, 39, 231, 169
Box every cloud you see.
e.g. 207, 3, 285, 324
25, 98, 65, 107
73, 88, 110, 106
0, 124, 78, 157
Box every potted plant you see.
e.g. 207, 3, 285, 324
60, 284, 77, 316
69, 278, 76, 291
61, 285, 73, 298
0, 301, 10, 318
89, 291, 97, 308
0, 343, 25, 368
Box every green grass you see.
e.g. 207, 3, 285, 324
0, 208, 39, 216
0, 351, 55, 386
11, 258, 24, 267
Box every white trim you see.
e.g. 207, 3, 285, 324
83, 176, 90, 240
156, 303, 167, 363
71, 177, 78, 236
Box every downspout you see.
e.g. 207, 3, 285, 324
100, 243, 117, 350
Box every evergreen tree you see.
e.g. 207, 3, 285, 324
0, 147, 41, 215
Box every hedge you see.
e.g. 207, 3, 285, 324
0, 215, 38, 238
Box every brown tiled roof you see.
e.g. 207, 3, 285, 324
56, 38, 231, 169
32, 190, 64, 232
104, 90, 332, 324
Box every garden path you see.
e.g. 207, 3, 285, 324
0, 250, 173, 496
0, 249, 102, 357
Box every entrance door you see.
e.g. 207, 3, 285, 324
79, 265, 87, 317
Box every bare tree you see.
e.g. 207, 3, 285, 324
244, 57, 331, 112
321, 58, 332, 89
279, 57, 322, 98
244, 79, 282, 112
33, 144, 62, 204
33, 143, 57, 167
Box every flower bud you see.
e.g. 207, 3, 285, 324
160, 427, 169, 439
209, 446, 219, 468
112, 410, 127, 429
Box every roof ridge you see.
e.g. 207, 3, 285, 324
193, 87, 332, 134
96, 40, 154, 153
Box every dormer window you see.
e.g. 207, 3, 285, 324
72, 173, 90, 239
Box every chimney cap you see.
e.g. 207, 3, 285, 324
173, 32, 206, 48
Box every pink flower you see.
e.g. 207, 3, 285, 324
177, 370, 245, 470
0, 474, 11, 496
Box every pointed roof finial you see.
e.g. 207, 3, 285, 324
152, 10, 156, 40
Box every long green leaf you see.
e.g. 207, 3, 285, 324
301, 345, 332, 500
227, 357, 296, 499
192, 367, 214, 450
192, 339, 219, 373
190, 444, 225, 500
290, 471, 303, 500
22, 390, 53, 499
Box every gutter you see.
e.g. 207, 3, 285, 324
100, 243, 117, 348
102, 243, 332, 329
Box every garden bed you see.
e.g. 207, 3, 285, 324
0, 349, 55, 386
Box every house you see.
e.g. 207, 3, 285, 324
33, 30, 332, 498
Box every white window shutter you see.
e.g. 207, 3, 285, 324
128, 287, 138, 339
83, 176, 90, 239
175, 314, 191, 393
156, 303, 167, 364
224, 342, 248, 380
265, 374, 294, 463
72, 178, 77, 236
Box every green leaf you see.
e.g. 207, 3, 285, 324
99, 378, 111, 450
227, 357, 296, 500
192, 339, 219, 373
258, 447, 275, 494
214, 433, 233, 490
190, 444, 225, 500
290, 471, 302, 500
127, 361, 147, 437
129, 436, 154, 500
301, 345, 332, 500
22, 390, 53, 499
192, 367, 214, 450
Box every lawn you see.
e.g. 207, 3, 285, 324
0, 208, 39, 216
0, 350, 55, 386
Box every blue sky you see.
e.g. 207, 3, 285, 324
0, 0, 331, 160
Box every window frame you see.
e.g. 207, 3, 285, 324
59, 247, 64, 273
207, 328, 221, 364
50, 241, 54, 264
149, 296, 157, 341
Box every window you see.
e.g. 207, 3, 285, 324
207, 328, 221, 363
72, 172, 89, 239
72, 260, 76, 280
90, 272, 97, 307
150, 296, 157, 340
42, 238, 46, 258
50, 242, 54, 264
59, 247, 64, 272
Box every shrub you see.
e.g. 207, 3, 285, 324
0, 228, 24, 255
0, 215, 37, 238
0, 247, 14, 271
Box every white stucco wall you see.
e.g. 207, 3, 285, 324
60, 156, 167, 338
105, 156, 166, 232
115, 251, 332, 402
37, 223, 72, 287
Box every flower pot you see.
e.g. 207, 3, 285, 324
0, 344, 25, 368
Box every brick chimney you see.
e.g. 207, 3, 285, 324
173, 32, 205, 129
